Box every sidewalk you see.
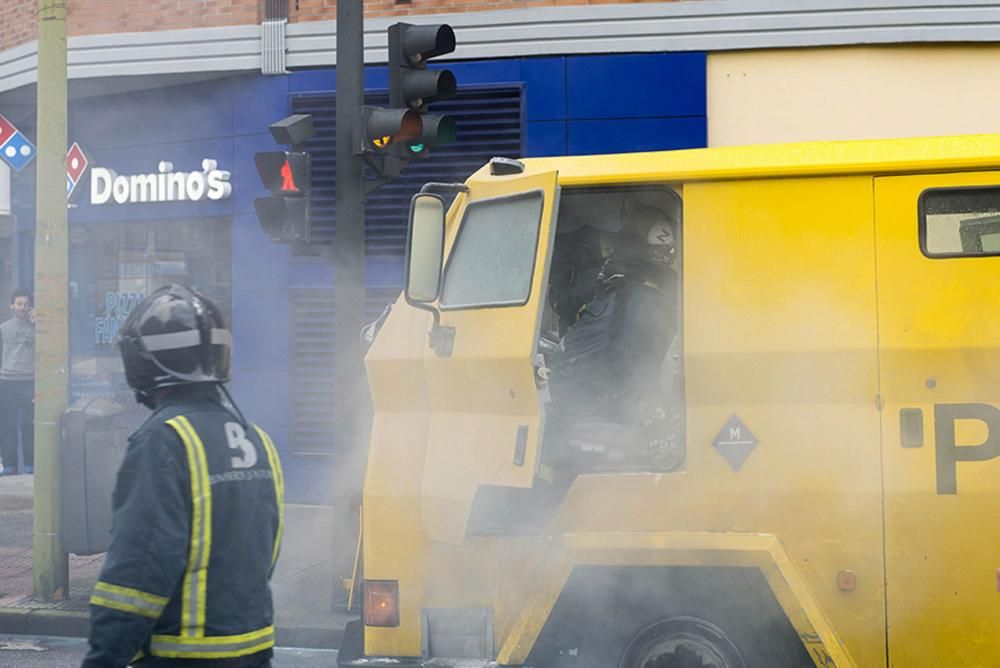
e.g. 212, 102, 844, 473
0, 475, 356, 648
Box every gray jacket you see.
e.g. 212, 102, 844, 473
0, 317, 35, 381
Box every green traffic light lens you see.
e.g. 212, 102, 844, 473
408, 143, 426, 154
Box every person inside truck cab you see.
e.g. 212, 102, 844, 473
547, 224, 605, 337
546, 204, 682, 470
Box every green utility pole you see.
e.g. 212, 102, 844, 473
32, 0, 69, 601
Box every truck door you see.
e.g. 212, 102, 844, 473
420, 166, 559, 544
875, 172, 1000, 665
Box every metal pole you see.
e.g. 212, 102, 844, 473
33, 0, 69, 601
333, 0, 367, 605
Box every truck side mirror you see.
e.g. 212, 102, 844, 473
405, 193, 446, 304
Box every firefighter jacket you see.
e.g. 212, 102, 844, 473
82, 386, 284, 668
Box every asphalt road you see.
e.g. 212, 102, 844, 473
0, 635, 338, 667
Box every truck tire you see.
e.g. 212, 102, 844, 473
526, 566, 812, 668
618, 616, 745, 668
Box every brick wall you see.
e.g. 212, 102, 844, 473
3, 0, 261, 51
2, 0, 691, 51
1, 0, 36, 52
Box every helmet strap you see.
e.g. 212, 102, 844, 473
134, 389, 156, 410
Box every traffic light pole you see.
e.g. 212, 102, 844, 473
33, 0, 70, 601
334, 0, 367, 486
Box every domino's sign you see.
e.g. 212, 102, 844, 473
90, 159, 232, 205
0, 114, 36, 172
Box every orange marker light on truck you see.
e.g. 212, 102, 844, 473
364, 580, 400, 627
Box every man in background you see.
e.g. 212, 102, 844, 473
0, 288, 35, 475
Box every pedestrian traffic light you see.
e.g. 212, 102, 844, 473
254, 151, 311, 243
387, 22, 457, 158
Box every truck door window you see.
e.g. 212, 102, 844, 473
440, 190, 544, 309
541, 186, 685, 474
920, 186, 1000, 257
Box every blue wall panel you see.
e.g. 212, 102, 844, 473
521, 58, 566, 122
231, 212, 290, 292
72, 78, 237, 149
289, 69, 336, 92
288, 257, 334, 288
231, 288, 291, 373
567, 116, 707, 155
566, 52, 706, 120
444, 60, 522, 87
229, 367, 290, 447
233, 73, 290, 137
525, 120, 567, 157
367, 258, 405, 288
364, 66, 389, 90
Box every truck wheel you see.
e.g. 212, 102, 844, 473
618, 616, 746, 668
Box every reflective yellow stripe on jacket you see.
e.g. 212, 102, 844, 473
150, 625, 275, 659
255, 425, 284, 567
166, 416, 213, 638
90, 581, 168, 619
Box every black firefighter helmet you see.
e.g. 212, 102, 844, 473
118, 284, 231, 405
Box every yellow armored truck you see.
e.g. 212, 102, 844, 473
339, 134, 1000, 668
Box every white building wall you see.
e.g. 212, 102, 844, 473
708, 45, 1000, 146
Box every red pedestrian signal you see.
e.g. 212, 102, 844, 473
254, 151, 311, 243
280, 159, 297, 192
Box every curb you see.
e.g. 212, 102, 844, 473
0, 608, 89, 638
0, 607, 343, 649
276, 624, 343, 649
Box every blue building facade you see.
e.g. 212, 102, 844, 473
8, 52, 706, 502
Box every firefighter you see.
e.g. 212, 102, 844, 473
81, 284, 283, 668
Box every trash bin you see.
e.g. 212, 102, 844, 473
61, 396, 126, 556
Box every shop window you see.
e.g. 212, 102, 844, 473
69, 218, 231, 429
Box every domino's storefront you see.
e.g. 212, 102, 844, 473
66, 158, 234, 420
5, 53, 708, 503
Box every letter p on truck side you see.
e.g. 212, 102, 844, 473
338, 134, 1000, 668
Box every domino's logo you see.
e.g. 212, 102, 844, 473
66, 143, 88, 200
0, 114, 36, 172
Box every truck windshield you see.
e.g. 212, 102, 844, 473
440, 190, 544, 309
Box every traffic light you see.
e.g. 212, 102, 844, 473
358, 23, 458, 163
254, 151, 311, 243
358, 106, 423, 154
388, 23, 458, 158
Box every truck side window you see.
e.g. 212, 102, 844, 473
920, 186, 1000, 257
440, 190, 544, 309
